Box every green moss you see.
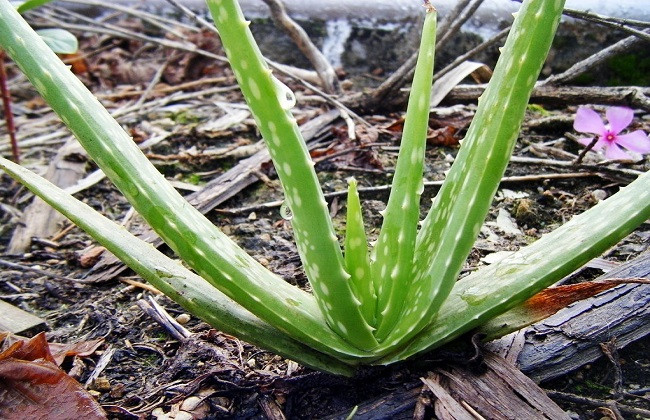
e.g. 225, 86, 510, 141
169, 110, 200, 124
605, 53, 650, 86
526, 104, 550, 116
184, 173, 202, 186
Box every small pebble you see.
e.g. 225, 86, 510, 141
176, 313, 191, 324
91, 377, 111, 392
591, 189, 607, 202
180, 396, 203, 411
174, 412, 194, 420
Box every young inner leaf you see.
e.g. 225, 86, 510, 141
371, 7, 437, 341
206, 0, 377, 350
344, 178, 376, 327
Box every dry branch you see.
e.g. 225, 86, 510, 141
444, 85, 650, 111
261, 0, 339, 94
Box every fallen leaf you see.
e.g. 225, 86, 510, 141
0, 332, 106, 420
427, 126, 458, 146
48, 338, 104, 366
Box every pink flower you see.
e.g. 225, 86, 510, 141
573, 107, 650, 160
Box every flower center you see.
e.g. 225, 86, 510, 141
604, 131, 616, 143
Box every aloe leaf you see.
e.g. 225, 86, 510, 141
0, 156, 356, 376
15, 0, 53, 13
0, 0, 370, 359
344, 178, 376, 326
379, 0, 566, 349
379, 170, 650, 364
206, 0, 376, 350
371, 5, 436, 341
36, 28, 78, 54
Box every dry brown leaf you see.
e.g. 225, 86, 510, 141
0, 333, 106, 420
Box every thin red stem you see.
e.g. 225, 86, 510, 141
0, 50, 19, 163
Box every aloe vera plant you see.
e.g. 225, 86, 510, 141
1, 0, 648, 375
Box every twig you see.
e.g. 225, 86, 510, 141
562, 8, 650, 42
509, 155, 644, 177
599, 338, 624, 398
137, 296, 191, 341
95, 76, 233, 100
435, 26, 510, 81
162, 0, 323, 88
261, 0, 339, 94
0, 258, 92, 283
162, 0, 218, 34
572, 137, 599, 165
218, 172, 603, 215
546, 390, 650, 418
84, 345, 116, 387
59, 0, 197, 36
0, 50, 19, 163
32, 8, 228, 63
120, 277, 163, 295
541, 30, 649, 86
444, 85, 650, 111
435, 0, 472, 45
133, 58, 171, 108
436, 0, 485, 51
297, 76, 370, 127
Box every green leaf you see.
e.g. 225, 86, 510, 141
379, 170, 650, 364
378, 0, 566, 351
371, 7, 436, 341
0, 0, 371, 361
16, 0, 54, 13
344, 178, 376, 326
206, 0, 377, 350
0, 156, 356, 376
36, 28, 78, 54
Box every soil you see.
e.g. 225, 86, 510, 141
1, 5, 649, 420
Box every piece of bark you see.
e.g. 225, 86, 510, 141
85, 110, 339, 282
0, 300, 46, 334
329, 352, 570, 419
424, 352, 571, 420
8, 138, 87, 253
323, 385, 421, 420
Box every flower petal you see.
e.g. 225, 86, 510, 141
604, 143, 633, 160
574, 107, 605, 135
577, 137, 594, 146
591, 137, 607, 151
615, 130, 650, 154
606, 107, 634, 134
